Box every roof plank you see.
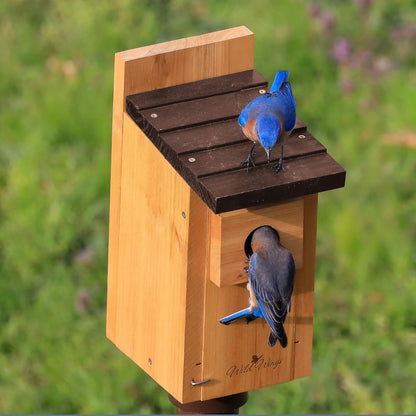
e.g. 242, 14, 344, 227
125, 70, 346, 213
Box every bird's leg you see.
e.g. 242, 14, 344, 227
240, 142, 256, 171
273, 142, 285, 174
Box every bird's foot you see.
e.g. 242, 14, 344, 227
240, 152, 256, 172
272, 158, 285, 174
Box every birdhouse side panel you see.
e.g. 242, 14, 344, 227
292, 193, 318, 379
107, 115, 193, 400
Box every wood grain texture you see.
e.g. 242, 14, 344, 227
107, 26, 255, 404
292, 193, 318, 380
201, 196, 314, 400
127, 69, 267, 110
182, 190, 209, 402
114, 115, 191, 400
200, 152, 343, 213
209, 198, 304, 287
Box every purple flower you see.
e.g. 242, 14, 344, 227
320, 12, 335, 33
333, 38, 351, 65
309, 2, 321, 19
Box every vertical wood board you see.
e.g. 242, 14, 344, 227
292, 193, 318, 379
114, 115, 191, 400
107, 26, 255, 403
200, 194, 318, 400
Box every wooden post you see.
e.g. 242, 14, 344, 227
168, 392, 248, 415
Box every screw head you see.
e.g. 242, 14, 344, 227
188, 157, 196, 163
150, 113, 158, 118
148, 358, 152, 365
259, 89, 266, 94
298, 134, 306, 139
182, 212, 186, 219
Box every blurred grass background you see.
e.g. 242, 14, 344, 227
1, 0, 416, 413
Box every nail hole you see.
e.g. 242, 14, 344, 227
182, 212, 186, 219
148, 358, 152, 365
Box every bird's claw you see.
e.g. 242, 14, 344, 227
240, 154, 256, 172
243, 267, 248, 273
241, 143, 256, 172
272, 159, 285, 174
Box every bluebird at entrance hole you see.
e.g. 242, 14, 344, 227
219, 225, 295, 348
238, 70, 296, 173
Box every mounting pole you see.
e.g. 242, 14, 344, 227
169, 392, 248, 415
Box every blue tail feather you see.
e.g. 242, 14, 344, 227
270, 70, 289, 93
219, 307, 263, 325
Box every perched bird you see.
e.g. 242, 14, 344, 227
238, 70, 296, 173
219, 225, 295, 348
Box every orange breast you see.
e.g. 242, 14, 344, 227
242, 117, 259, 143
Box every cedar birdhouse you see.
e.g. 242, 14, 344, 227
106, 27, 346, 404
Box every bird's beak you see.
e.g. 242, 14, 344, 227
265, 148, 271, 162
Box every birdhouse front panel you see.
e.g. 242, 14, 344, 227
199, 194, 317, 400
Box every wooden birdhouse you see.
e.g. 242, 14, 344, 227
106, 26, 346, 405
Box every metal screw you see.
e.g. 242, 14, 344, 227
188, 157, 196, 163
298, 134, 306, 139
148, 358, 152, 365
259, 89, 266, 94
182, 212, 186, 219
150, 113, 158, 118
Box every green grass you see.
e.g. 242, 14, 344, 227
1, 0, 416, 413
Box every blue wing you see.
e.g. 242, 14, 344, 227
270, 82, 296, 132
280, 82, 296, 131
248, 251, 294, 329
248, 253, 278, 330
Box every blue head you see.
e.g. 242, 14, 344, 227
255, 114, 281, 161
